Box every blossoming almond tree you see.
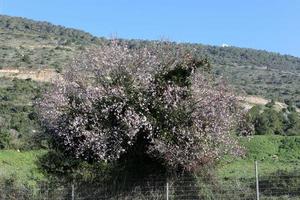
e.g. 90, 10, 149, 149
38, 41, 247, 173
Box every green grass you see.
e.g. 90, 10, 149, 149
0, 150, 47, 186
1, 135, 300, 187
218, 135, 300, 179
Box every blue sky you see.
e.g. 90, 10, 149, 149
1, 0, 300, 57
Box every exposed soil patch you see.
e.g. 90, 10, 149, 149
0, 67, 59, 82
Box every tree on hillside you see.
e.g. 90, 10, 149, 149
286, 112, 300, 136
248, 106, 285, 135
37, 41, 248, 173
263, 109, 284, 135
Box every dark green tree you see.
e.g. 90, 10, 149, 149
286, 112, 300, 136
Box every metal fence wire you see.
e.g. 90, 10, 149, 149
1, 162, 300, 200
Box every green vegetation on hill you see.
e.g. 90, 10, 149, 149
0, 15, 105, 71
0, 15, 98, 44
0, 14, 299, 152
125, 39, 300, 71
2, 15, 300, 71
0, 28, 75, 70
0, 15, 299, 149
1, 15, 300, 107
214, 64, 300, 108
0, 150, 46, 185
0, 78, 47, 149
219, 135, 300, 179
245, 104, 300, 136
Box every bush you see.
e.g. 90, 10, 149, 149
247, 106, 286, 135
21, 54, 31, 64
38, 41, 248, 174
0, 129, 10, 149
285, 112, 300, 136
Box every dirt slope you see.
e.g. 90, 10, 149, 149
0, 68, 59, 82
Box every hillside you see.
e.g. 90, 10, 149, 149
1, 15, 300, 199
0, 15, 106, 72
0, 15, 299, 148
0, 15, 299, 141
1, 15, 300, 108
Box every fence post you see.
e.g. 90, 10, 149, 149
71, 182, 75, 200
255, 161, 260, 200
166, 180, 169, 200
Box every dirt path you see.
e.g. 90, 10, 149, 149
0, 68, 59, 82
239, 95, 300, 112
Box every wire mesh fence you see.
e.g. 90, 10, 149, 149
1, 163, 300, 199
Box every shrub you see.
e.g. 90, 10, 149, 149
38, 41, 248, 173
0, 129, 10, 149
